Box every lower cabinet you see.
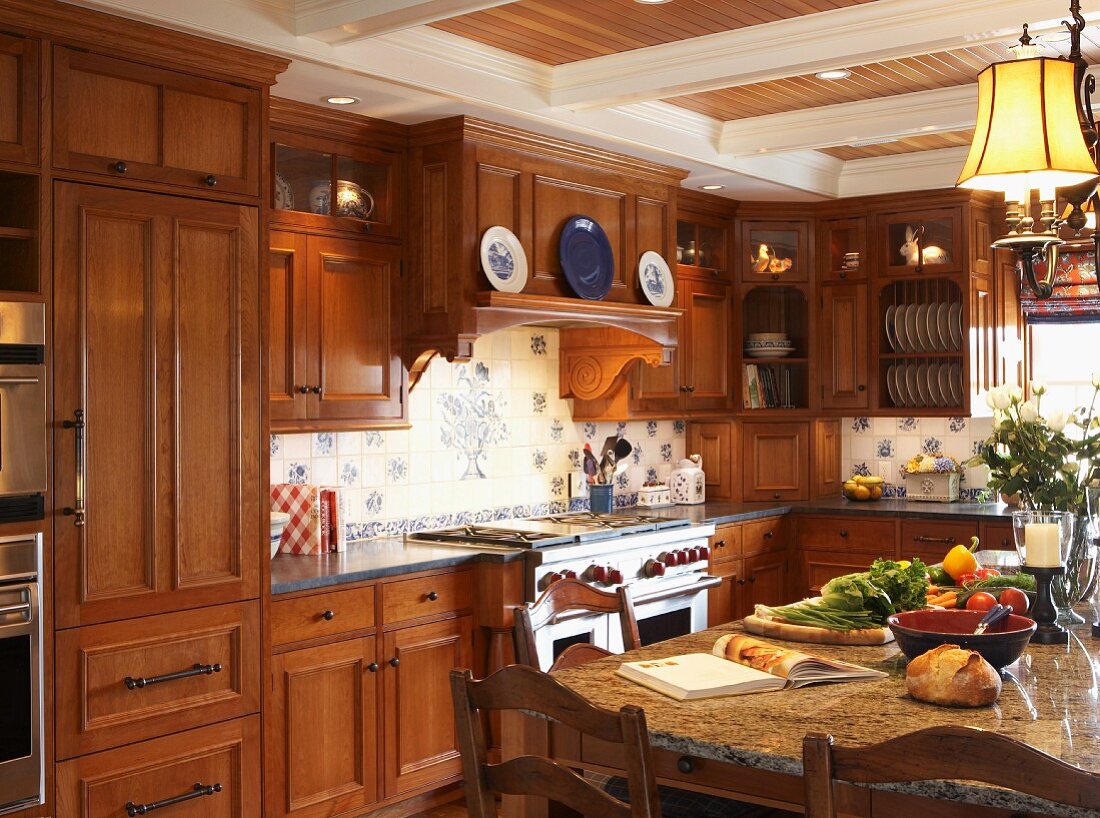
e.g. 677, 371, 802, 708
741, 551, 788, 613
801, 552, 873, 596
707, 559, 742, 627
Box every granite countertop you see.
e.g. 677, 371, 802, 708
270, 537, 530, 595
553, 621, 1100, 817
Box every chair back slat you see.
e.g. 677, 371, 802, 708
451, 665, 661, 818
551, 642, 616, 671
485, 756, 631, 818
804, 726, 1100, 816
514, 578, 641, 671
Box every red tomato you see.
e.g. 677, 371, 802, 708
999, 588, 1029, 615
965, 592, 998, 612
974, 568, 1001, 580
956, 572, 977, 586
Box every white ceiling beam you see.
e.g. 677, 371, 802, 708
549, 0, 1078, 109
293, 0, 513, 42
838, 147, 971, 198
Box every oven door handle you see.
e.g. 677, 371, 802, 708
631, 575, 722, 605
0, 601, 31, 618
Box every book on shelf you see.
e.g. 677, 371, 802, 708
616, 633, 886, 701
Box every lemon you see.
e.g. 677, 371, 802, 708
852, 485, 872, 501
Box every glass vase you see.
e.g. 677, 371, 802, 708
1052, 513, 1098, 624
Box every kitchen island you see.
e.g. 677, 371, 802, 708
502, 618, 1100, 818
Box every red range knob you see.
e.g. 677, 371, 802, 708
540, 572, 563, 590
587, 564, 607, 583
698, 546, 710, 561
687, 547, 700, 563
660, 552, 677, 567
676, 550, 689, 566
563, 570, 577, 579
608, 568, 624, 585
644, 559, 665, 578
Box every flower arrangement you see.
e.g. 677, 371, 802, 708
970, 378, 1100, 512
903, 454, 962, 475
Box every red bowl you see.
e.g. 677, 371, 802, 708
886, 609, 1037, 669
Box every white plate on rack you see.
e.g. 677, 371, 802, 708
886, 364, 899, 406
925, 302, 940, 352
914, 364, 930, 406
949, 302, 963, 350
895, 364, 909, 407
885, 304, 897, 352
936, 302, 951, 352
480, 226, 528, 293
894, 305, 910, 352
906, 305, 922, 353
938, 365, 953, 406
914, 304, 930, 352
926, 363, 943, 406
905, 365, 921, 407
949, 362, 963, 404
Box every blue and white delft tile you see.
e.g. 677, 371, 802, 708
512, 504, 532, 519
616, 421, 627, 438
568, 449, 582, 469
531, 502, 551, 516
875, 439, 895, 458
363, 431, 384, 449
363, 490, 383, 517
613, 492, 639, 509
312, 432, 335, 456
583, 422, 598, 440
340, 461, 360, 486
851, 462, 871, 477
438, 365, 507, 479
551, 476, 565, 497
550, 419, 564, 442
850, 417, 871, 434
897, 417, 918, 433
532, 392, 547, 415
632, 445, 643, 465
533, 449, 548, 471
569, 497, 590, 512
286, 462, 309, 484
646, 467, 658, 483
672, 420, 686, 435
530, 334, 547, 356
646, 421, 658, 438
270, 435, 282, 457
660, 443, 673, 462
921, 437, 943, 455
493, 506, 513, 520
615, 471, 630, 489
948, 417, 967, 433
386, 457, 408, 483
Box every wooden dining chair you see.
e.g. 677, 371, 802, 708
514, 578, 641, 671
450, 663, 662, 818
803, 726, 1100, 817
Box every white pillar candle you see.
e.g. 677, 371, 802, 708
1025, 522, 1062, 567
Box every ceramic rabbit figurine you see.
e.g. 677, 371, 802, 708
899, 225, 949, 266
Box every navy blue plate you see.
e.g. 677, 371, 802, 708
559, 216, 614, 300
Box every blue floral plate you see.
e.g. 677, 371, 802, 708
480, 226, 528, 293
560, 215, 614, 300
638, 250, 674, 307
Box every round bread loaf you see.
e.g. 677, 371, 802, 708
905, 644, 1001, 707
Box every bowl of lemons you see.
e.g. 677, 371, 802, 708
842, 474, 884, 501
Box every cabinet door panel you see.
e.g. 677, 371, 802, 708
707, 559, 741, 627
310, 237, 405, 423
0, 33, 38, 165
685, 282, 732, 410
742, 423, 808, 502
383, 616, 472, 796
820, 284, 868, 411
55, 183, 259, 627
269, 232, 309, 421
741, 552, 788, 617
267, 638, 379, 818
688, 421, 736, 500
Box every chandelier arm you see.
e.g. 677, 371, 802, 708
1020, 247, 1056, 299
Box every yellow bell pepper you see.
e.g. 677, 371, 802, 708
942, 544, 978, 581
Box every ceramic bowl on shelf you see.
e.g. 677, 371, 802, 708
270, 511, 291, 559
747, 332, 788, 343
886, 609, 1036, 669
308, 180, 375, 220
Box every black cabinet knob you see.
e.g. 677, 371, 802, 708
389, 657, 400, 668
676, 756, 695, 774
112, 160, 128, 174
203, 174, 218, 187
748, 576, 757, 583
764, 530, 774, 539
311, 386, 322, 395
857, 385, 866, 392
426, 591, 439, 601
321, 610, 335, 621
772, 493, 781, 500
737, 578, 746, 586
839, 271, 848, 279
367, 662, 379, 673
770, 273, 780, 281
715, 540, 726, 549
839, 530, 849, 538
297, 385, 310, 394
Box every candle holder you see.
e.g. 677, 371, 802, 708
1021, 565, 1070, 644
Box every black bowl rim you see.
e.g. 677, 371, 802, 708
887, 610, 1037, 638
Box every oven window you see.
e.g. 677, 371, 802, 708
0, 634, 31, 762
552, 633, 592, 662
637, 609, 691, 646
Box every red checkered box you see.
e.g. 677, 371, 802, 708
270, 483, 324, 556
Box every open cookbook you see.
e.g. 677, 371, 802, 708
616, 633, 888, 701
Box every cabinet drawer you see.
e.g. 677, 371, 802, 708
271, 585, 375, 646
980, 520, 1015, 551
803, 552, 875, 595
797, 516, 896, 555
709, 524, 742, 563
381, 571, 472, 625
742, 517, 785, 556
53, 48, 260, 197
57, 716, 260, 818
56, 602, 259, 759
899, 519, 978, 562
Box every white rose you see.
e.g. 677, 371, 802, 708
989, 386, 1012, 410
1047, 409, 1069, 433
1030, 381, 1047, 396
1019, 399, 1040, 423
1010, 385, 1024, 402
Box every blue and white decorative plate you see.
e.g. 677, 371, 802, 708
480, 226, 528, 293
560, 216, 614, 300
637, 251, 674, 307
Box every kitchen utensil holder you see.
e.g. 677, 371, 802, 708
589, 484, 613, 514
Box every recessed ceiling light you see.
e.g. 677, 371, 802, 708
699, 184, 725, 190
848, 136, 898, 147
815, 69, 851, 81
324, 96, 359, 105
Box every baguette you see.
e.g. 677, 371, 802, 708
743, 614, 894, 645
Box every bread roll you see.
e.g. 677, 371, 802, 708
905, 644, 1001, 707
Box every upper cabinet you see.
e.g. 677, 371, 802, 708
740, 219, 809, 283
876, 206, 964, 277
0, 33, 39, 166
676, 210, 730, 283
818, 217, 866, 282
52, 48, 262, 197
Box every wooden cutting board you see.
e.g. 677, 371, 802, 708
743, 614, 894, 645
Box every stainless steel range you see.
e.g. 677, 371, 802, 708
411, 512, 718, 669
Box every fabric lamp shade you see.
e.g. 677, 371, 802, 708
957, 57, 1098, 194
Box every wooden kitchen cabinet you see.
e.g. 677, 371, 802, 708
708, 558, 742, 627
0, 32, 39, 166
740, 219, 809, 283
742, 422, 809, 501
53, 182, 260, 628
900, 519, 979, 565
876, 206, 963, 277
739, 551, 788, 617
689, 421, 739, 500
266, 638, 380, 818
980, 520, 1015, 551
269, 231, 407, 430
820, 283, 869, 411
52, 48, 261, 197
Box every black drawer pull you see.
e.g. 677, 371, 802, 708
124, 663, 222, 690
763, 531, 774, 539
367, 662, 379, 673
112, 160, 128, 174
126, 782, 221, 816
839, 530, 849, 538
426, 591, 439, 601
676, 756, 695, 774
389, 657, 400, 668
913, 535, 955, 544
203, 174, 218, 187
737, 578, 746, 586
772, 492, 781, 500
311, 385, 322, 395
321, 610, 335, 621
715, 540, 726, 548
296, 385, 310, 394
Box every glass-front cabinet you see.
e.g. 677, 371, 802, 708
740, 220, 808, 283
818, 217, 866, 281
272, 140, 400, 237
877, 207, 962, 276
676, 217, 729, 281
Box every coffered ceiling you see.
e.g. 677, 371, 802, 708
63, 0, 1100, 200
